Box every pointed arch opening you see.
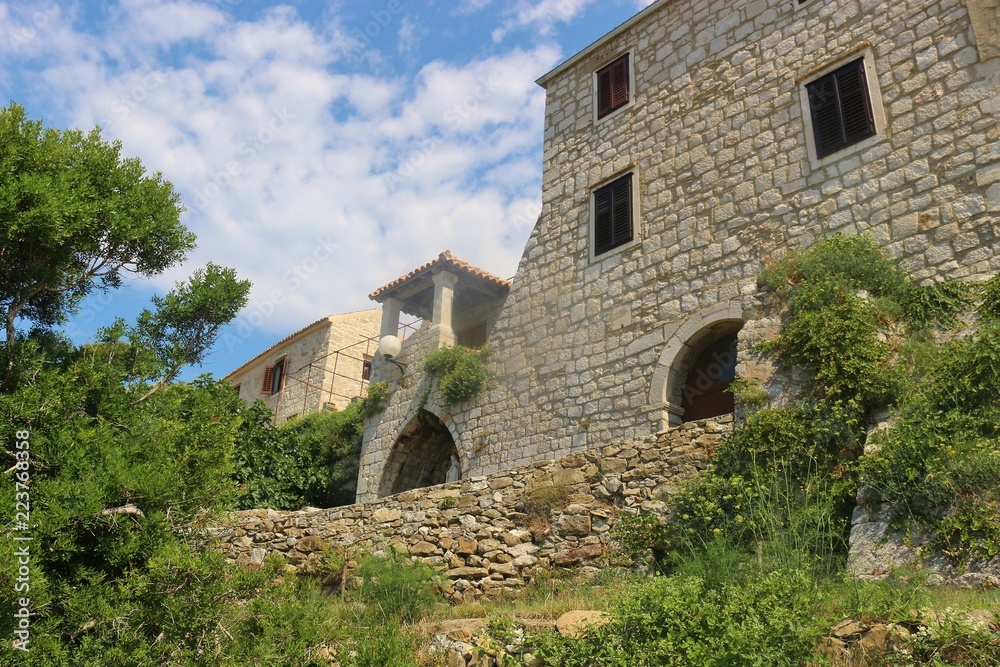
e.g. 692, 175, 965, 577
378, 410, 459, 497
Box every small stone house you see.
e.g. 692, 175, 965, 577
227, 309, 381, 423
358, 0, 1000, 502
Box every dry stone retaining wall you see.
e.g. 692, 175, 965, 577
214, 418, 730, 600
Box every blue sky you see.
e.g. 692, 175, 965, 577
1, 0, 652, 379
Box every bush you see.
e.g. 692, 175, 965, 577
233, 400, 364, 510
423, 345, 488, 405
350, 549, 439, 623
529, 569, 820, 666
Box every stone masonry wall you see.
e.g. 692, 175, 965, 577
359, 0, 1000, 501
215, 418, 730, 601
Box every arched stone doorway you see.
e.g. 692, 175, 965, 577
681, 330, 738, 422
377, 411, 460, 497
648, 300, 744, 429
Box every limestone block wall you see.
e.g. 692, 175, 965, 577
360, 0, 1000, 500
215, 418, 730, 600
229, 309, 380, 423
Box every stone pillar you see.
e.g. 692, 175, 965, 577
430, 270, 458, 348
379, 297, 402, 339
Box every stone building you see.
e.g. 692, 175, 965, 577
358, 0, 1000, 502
226, 309, 381, 423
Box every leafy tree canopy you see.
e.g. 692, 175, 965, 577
0, 103, 193, 347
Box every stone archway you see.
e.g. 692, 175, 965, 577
377, 410, 460, 497
648, 300, 744, 429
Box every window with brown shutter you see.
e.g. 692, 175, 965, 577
596, 53, 629, 119
260, 358, 285, 395
806, 58, 875, 159
593, 173, 633, 256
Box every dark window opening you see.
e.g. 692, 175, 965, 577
594, 173, 633, 256
807, 57, 875, 159
361, 356, 373, 381
457, 323, 487, 348
261, 357, 285, 395
682, 332, 738, 422
596, 53, 629, 119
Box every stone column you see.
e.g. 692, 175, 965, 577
430, 270, 458, 348
379, 297, 402, 339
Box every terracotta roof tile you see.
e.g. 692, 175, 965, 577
369, 251, 511, 301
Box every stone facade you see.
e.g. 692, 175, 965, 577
360, 0, 1000, 502
227, 309, 380, 423
215, 418, 729, 600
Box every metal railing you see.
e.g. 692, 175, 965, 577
272, 319, 422, 418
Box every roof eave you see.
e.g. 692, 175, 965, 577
535, 0, 668, 88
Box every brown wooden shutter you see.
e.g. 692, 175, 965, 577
596, 54, 629, 119
597, 67, 614, 118
610, 55, 629, 110
261, 366, 275, 394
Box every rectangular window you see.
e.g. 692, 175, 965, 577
596, 53, 629, 119
806, 58, 875, 159
458, 323, 487, 348
261, 357, 285, 395
361, 356, 373, 381
593, 173, 633, 256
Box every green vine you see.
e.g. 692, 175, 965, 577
423, 344, 489, 406
359, 381, 391, 418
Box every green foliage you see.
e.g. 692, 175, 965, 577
233, 401, 364, 510
529, 569, 820, 666
129, 262, 251, 398
726, 378, 768, 408
360, 380, 391, 417
350, 549, 440, 623
423, 344, 488, 405
0, 103, 193, 350
859, 321, 1000, 563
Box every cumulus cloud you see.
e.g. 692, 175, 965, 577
491, 0, 597, 42
0, 0, 565, 365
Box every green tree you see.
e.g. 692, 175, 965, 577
0, 103, 192, 353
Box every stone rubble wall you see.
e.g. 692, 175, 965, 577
213, 418, 731, 600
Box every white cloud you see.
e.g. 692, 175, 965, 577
1, 1, 564, 363
492, 0, 597, 42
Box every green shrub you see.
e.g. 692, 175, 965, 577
233, 400, 364, 510
350, 549, 439, 623
360, 381, 391, 417
423, 344, 488, 405
529, 569, 820, 666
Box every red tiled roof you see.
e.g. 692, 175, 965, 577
368, 251, 511, 301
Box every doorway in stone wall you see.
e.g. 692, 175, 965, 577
681, 330, 739, 422
377, 410, 460, 497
